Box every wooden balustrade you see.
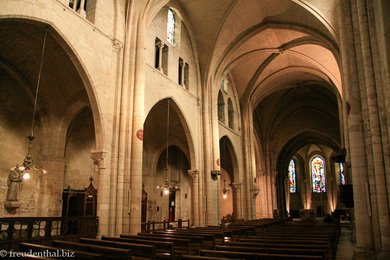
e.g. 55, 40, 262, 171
141, 218, 190, 232
0, 216, 98, 250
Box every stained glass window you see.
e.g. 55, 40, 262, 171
340, 163, 345, 185
218, 91, 225, 122
167, 8, 175, 45
228, 98, 234, 129
311, 156, 326, 192
288, 159, 296, 193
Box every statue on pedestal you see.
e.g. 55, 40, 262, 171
4, 165, 24, 209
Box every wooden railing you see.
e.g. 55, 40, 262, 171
0, 216, 98, 250
141, 219, 190, 232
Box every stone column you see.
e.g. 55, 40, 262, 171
338, 0, 373, 256
119, 1, 147, 234
203, 78, 220, 226
231, 182, 242, 219
285, 178, 290, 215
327, 177, 335, 212
209, 170, 221, 224
302, 179, 309, 210
91, 150, 109, 236
129, 37, 146, 235
155, 41, 164, 72
356, 0, 390, 255
188, 170, 199, 226
179, 59, 185, 87
77, 0, 86, 17
251, 184, 260, 219
240, 103, 255, 220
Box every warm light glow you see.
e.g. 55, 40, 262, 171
23, 172, 31, 180
222, 193, 228, 199
163, 188, 170, 195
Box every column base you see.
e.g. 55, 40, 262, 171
376, 250, 390, 260
353, 246, 375, 260
4, 200, 21, 211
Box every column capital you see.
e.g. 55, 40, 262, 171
113, 39, 124, 53
91, 150, 108, 168
188, 169, 199, 180
231, 182, 241, 190
210, 170, 221, 180
155, 41, 164, 48
251, 185, 260, 198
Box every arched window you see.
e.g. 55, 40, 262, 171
311, 156, 326, 192
218, 91, 225, 122
339, 162, 345, 185
288, 159, 296, 193
167, 8, 176, 45
228, 98, 234, 129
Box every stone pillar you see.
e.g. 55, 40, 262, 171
232, 182, 242, 219
209, 170, 221, 224
303, 179, 309, 209
179, 59, 185, 87
338, 0, 373, 256
77, 0, 86, 17
188, 170, 199, 226
356, 0, 390, 255
129, 45, 146, 234
91, 150, 109, 236
285, 178, 290, 215
240, 103, 256, 220
119, 1, 147, 234
109, 39, 123, 236
251, 184, 260, 219
156, 41, 164, 72
327, 177, 335, 212
72, 0, 77, 11
203, 78, 220, 226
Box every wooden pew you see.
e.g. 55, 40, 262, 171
102, 236, 174, 259
225, 241, 330, 260
20, 242, 102, 260
120, 234, 192, 254
240, 237, 331, 247
180, 255, 240, 260
51, 240, 132, 260
252, 231, 336, 257
199, 249, 323, 259
79, 237, 156, 259
216, 245, 325, 259
154, 230, 216, 249
139, 232, 204, 250
181, 228, 227, 242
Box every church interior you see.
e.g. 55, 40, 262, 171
0, 0, 389, 259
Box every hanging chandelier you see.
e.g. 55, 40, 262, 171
156, 99, 179, 195
16, 29, 49, 180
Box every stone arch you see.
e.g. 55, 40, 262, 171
143, 98, 195, 223
0, 18, 102, 216
219, 135, 240, 218
0, 18, 103, 151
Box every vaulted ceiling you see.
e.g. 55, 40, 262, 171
174, 0, 342, 157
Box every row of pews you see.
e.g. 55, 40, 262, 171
16, 217, 340, 259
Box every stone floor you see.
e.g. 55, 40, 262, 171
335, 224, 355, 260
